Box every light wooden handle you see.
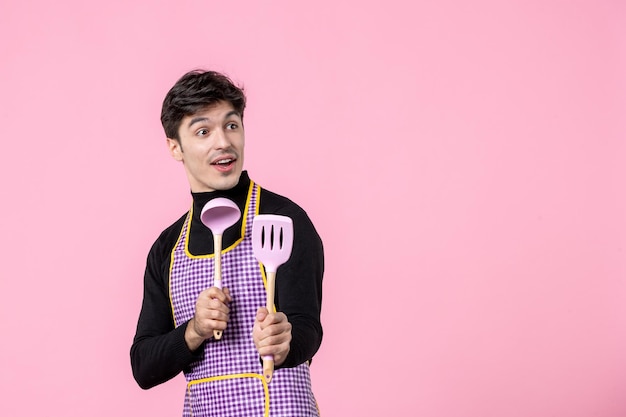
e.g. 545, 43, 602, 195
213, 234, 223, 340
265, 271, 276, 311
263, 271, 276, 382
263, 355, 274, 384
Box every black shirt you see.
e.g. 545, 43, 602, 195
130, 171, 324, 389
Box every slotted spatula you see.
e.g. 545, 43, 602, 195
252, 214, 294, 383
201, 197, 241, 340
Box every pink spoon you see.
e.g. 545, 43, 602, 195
200, 197, 241, 340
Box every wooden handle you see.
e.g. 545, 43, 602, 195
263, 355, 274, 383
213, 234, 223, 340
263, 271, 276, 382
265, 271, 276, 311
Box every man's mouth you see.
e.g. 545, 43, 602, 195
211, 158, 236, 166
210, 157, 237, 172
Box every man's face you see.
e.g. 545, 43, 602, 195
167, 101, 245, 192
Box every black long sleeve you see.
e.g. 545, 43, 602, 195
130, 220, 204, 389
130, 172, 323, 389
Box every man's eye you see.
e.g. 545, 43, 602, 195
226, 123, 238, 130
197, 129, 209, 136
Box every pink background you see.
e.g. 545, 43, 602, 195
1, 1, 625, 416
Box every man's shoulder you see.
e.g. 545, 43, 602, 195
256, 184, 319, 234
157, 212, 189, 241
257, 186, 305, 216
255, 182, 323, 253
148, 211, 189, 256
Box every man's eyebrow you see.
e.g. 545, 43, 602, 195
187, 111, 241, 128
224, 110, 241, 120
188, 117, 209, 128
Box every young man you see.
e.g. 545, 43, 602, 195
131, 70, 324, 416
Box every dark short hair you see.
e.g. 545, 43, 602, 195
160, 70, 246, 140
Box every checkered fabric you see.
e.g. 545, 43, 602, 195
170, 183, 319, 417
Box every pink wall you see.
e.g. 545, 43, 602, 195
1, 1, 625, 416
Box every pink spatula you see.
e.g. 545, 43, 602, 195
252, 215, 294, 383
201, 198, 241, 340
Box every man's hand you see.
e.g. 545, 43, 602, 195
252, 307, 292, 366
185, 287, 232, 351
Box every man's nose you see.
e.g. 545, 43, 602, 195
214, 128, 230, 149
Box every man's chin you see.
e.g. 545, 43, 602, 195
214, 171, 241, 191
188, 168, 242, 192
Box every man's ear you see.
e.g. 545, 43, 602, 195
167, 138, 183, 161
